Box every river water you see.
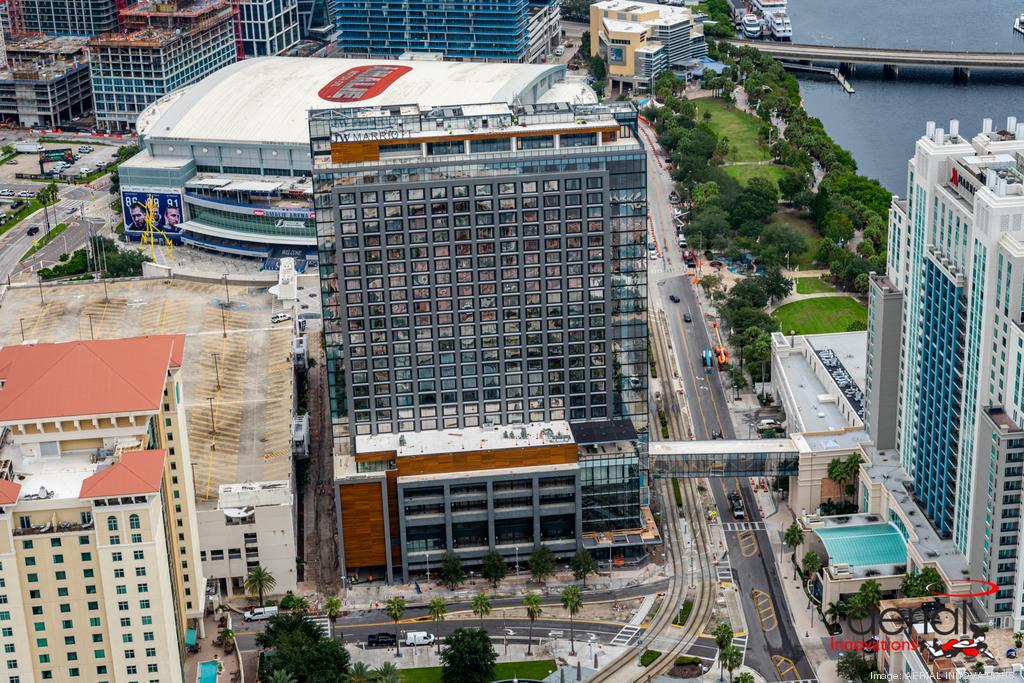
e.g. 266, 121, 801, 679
787, 0, 1024, 194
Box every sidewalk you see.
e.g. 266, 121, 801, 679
758, 497, 838, 683
340, 564, 669, 613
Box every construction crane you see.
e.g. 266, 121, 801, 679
139, 193, 176, 265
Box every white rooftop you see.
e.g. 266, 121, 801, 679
773, 331, 866, 433
217, 480, 292, 508
356, 420, 576, 458
6, 447, 112, 501
137, 57, 574, 147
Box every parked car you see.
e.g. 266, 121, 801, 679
271, 312, 291, 323
242, 606, 278, 622
367, 633, 397, 648
5, 159, 15, 165
16, 191, 31, 198
405, 632, 435, 647
0, 189, 13, 196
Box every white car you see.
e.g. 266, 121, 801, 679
271, 312, 291, 323
16, 191, 31, 198
0, 190, 13, 197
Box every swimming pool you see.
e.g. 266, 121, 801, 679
197, 660, 219, 683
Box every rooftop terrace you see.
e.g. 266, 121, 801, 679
356, 420, 576, 458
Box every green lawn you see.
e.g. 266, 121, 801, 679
401, 660, 558, 682
794, 276, 835, 294
773, 297, 866, 335
693, 98, 769, 162
722, 163, 787, 187
771, 209, 821, 271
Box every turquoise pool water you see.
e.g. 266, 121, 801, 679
812, 523, 907, 567
197, 660, 219, 683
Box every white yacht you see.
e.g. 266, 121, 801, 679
768, 12, 792, 41
741, 13, 763, 39
752, 0, 787, 14
1015, 13, 1024, 36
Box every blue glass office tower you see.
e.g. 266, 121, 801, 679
334, 0, 530, 61
913, 255, 966, 537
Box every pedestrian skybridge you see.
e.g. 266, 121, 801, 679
649, 439, 800, 477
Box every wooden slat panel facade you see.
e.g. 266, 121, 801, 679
396, 443, 578, 477
339, 480, 387, 569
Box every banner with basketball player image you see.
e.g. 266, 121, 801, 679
121, 190, 184, 237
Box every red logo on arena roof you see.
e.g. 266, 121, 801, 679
318, 65, 413, 103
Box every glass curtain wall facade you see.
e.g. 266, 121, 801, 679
334, 0, 530, 61
913, 255, 966, 537
311, 102, 648, 538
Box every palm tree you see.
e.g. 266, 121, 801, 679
824, 601, 848, 627
561, 585, 583, 657
523, 592, 543, 655
385, 596, 406, 658
858, 579, 882, 612
1015, 630, 1024, 649
244, 565, 276, 606
427, 597, 447, 654
219, 627, 235, 652
712, 622, 734, 652
471, 592, 492, 628
801, 551, 822, 590
346, 661, 373, 683
735, 672, 754, 683
720, 644, 742, 683
268, 670, 297, 683
374, 662, 401, 683
783, 521, 804, 575
325, 595, 342, 641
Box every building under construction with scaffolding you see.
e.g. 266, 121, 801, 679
0, 35, 92, 128
8, 0, 121, 36
88, 0, 237, 131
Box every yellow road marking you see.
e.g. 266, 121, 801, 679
772, 655, 797, 680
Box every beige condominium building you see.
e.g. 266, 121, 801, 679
0, 335, 205, 683
589, 0, 706, 92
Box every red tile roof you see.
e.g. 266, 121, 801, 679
79, 449, 166, 499
0, 335, 186, 423
0, 479, 21, 505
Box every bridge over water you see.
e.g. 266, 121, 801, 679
650, 439, 799, 477
727, 40, 1024, 78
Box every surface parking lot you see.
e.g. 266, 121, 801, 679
0, 278, 295, 500
0, 141, 120, 185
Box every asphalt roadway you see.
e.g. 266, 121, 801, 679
233, 580, 668, 655
0, 185, 109, 282
642, 120, 816, 681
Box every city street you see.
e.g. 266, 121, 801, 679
230, 581, 668, 656
641, 117, 817, 681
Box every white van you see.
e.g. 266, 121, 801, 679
554, 46, 565, 56
243, 606, 278, 622
405, 631, 435, 646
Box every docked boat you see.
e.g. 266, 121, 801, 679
752, 0, 787, 14
1015, 13, 1024, 36
741, 13, 764, 39
768, 12, 792, 41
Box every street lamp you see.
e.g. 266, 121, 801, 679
514, 546, 520, 576
425, 553, 430, 583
